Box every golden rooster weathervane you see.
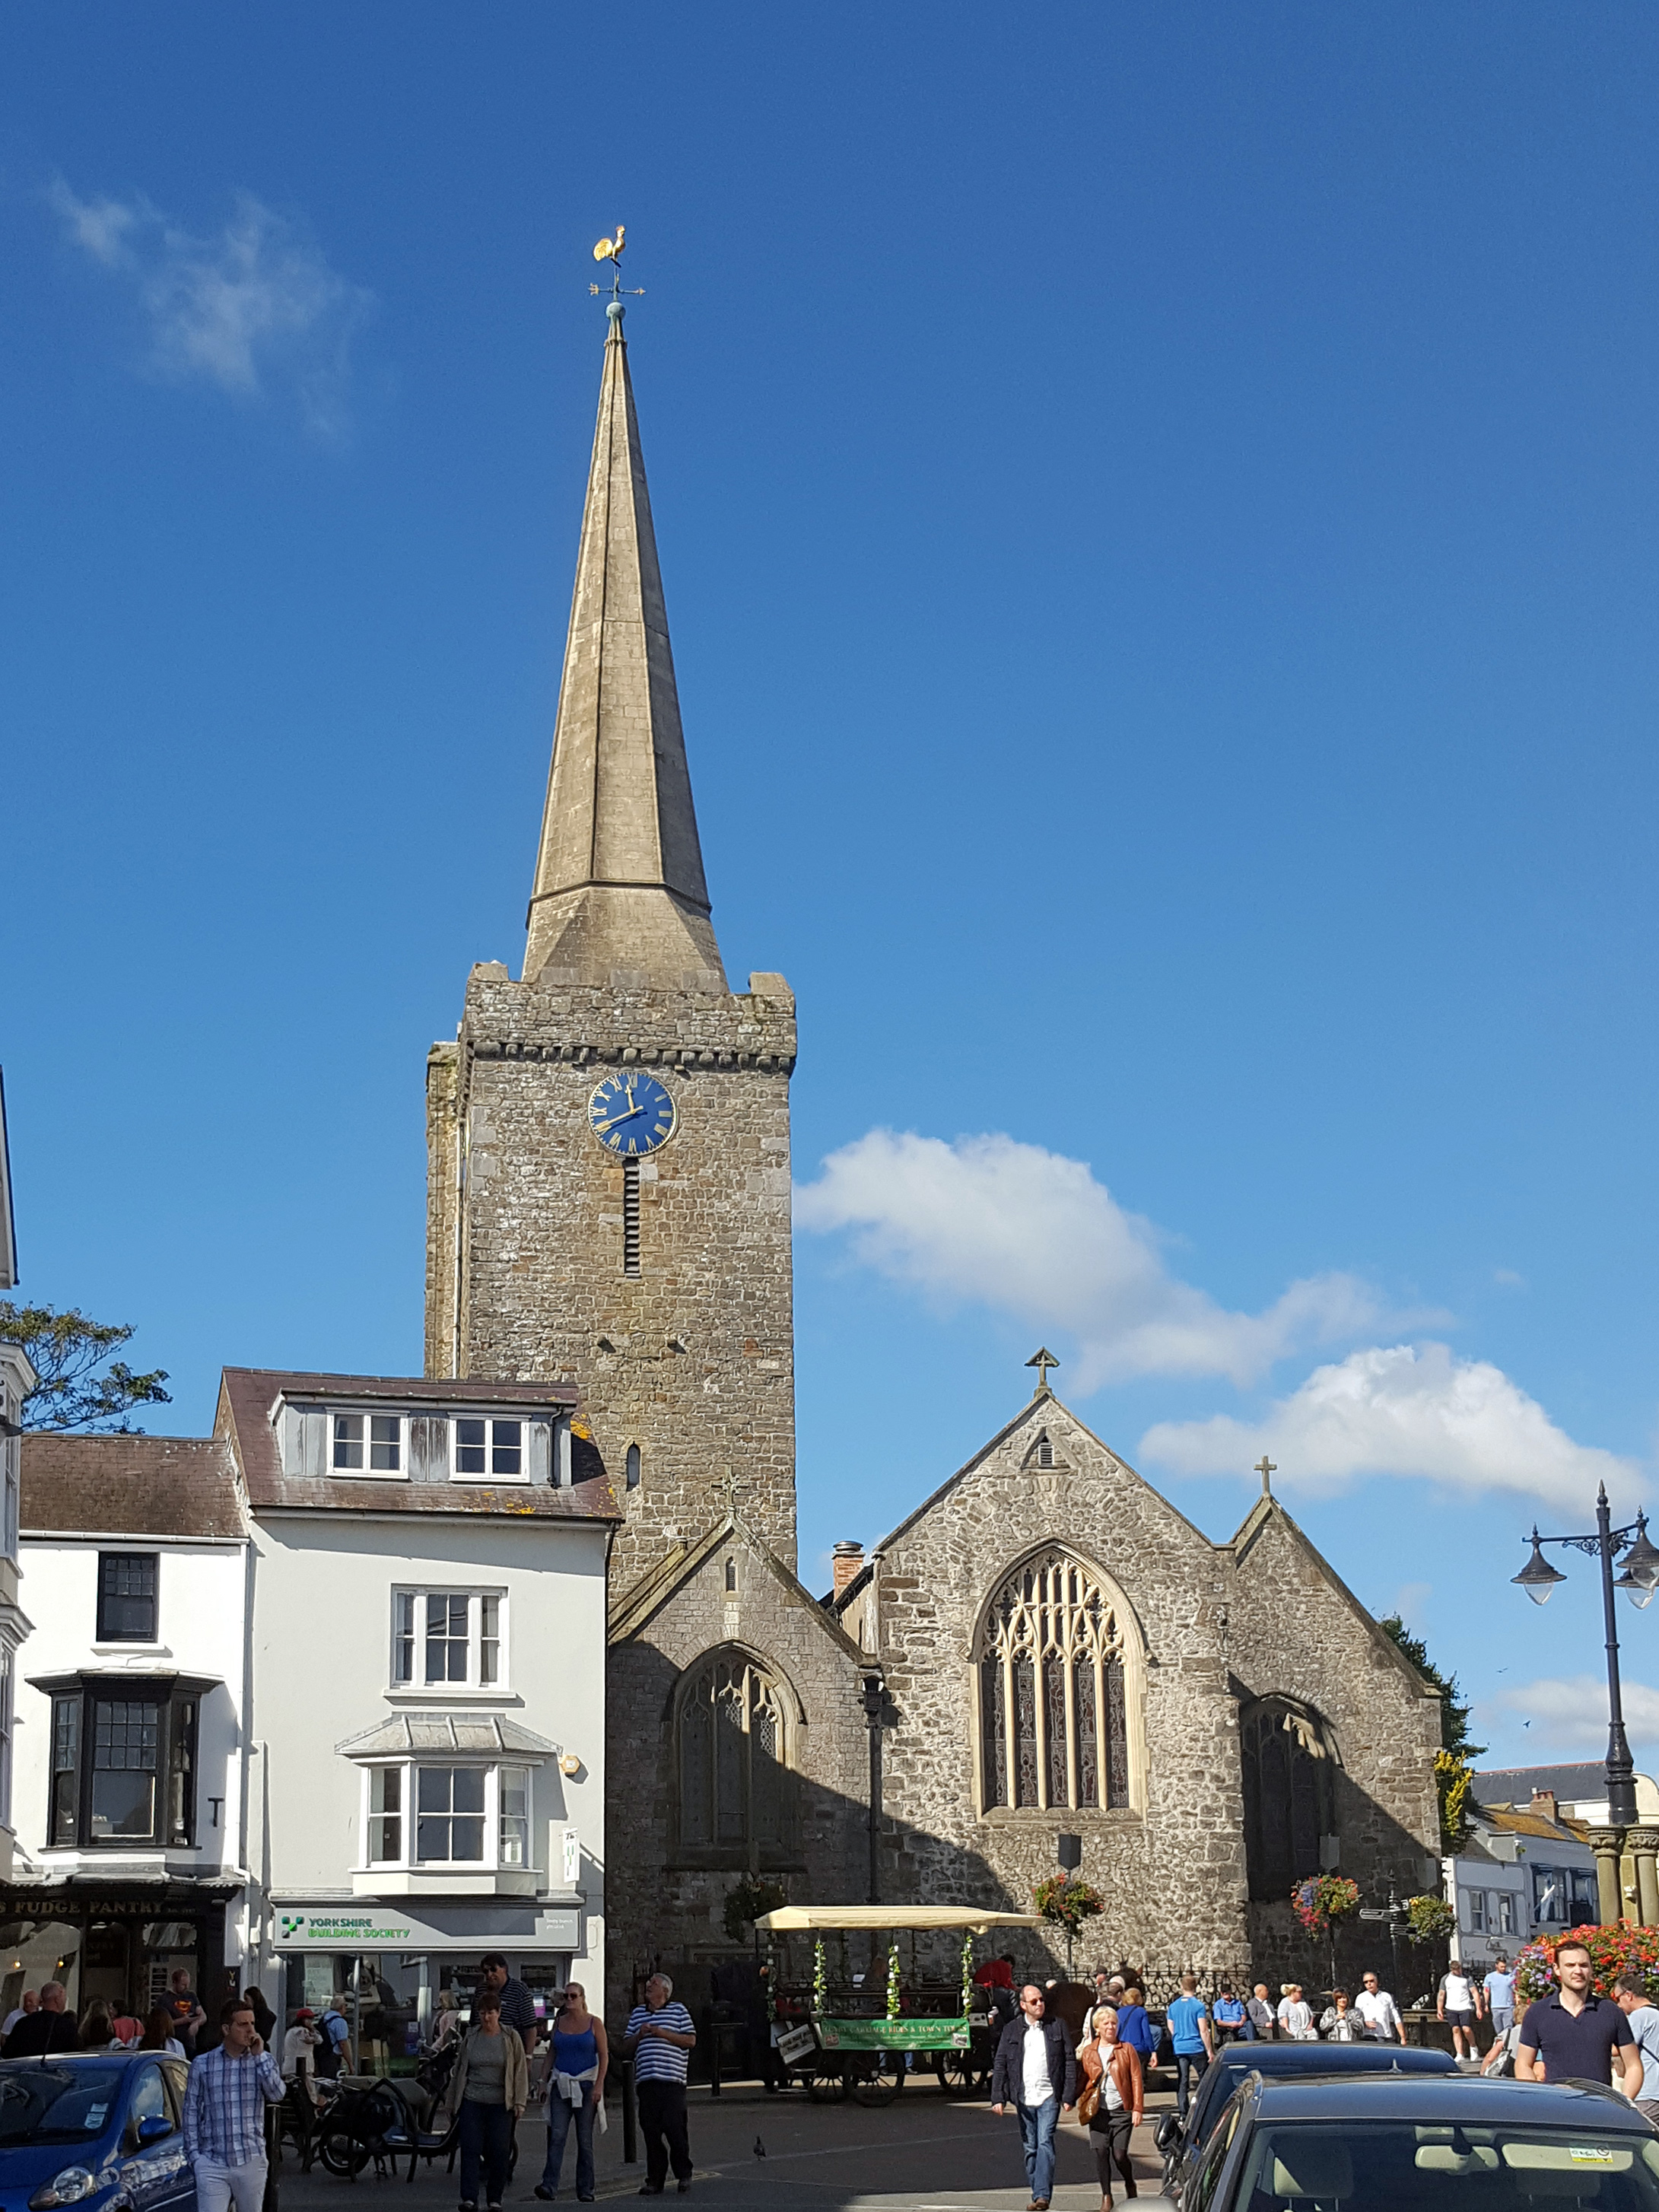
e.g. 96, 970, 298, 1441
590, 226, 645, 307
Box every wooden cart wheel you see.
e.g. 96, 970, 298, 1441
805, 2057, 847, 2102
933, 2048, 980, 2096
848, 2050, 905, 2107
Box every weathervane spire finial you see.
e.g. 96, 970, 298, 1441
590, 225, 644, 322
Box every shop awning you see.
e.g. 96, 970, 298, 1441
754, 1905, 1042, 1934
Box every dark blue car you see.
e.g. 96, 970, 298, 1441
0, 2054, 192, 2212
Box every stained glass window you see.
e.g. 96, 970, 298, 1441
978, 1550, 1131, 1812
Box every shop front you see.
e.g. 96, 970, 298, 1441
0, 1879, 240, 2023
273, 1901, 583, 2071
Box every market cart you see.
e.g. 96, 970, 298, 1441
755, 1903, 1042, 2106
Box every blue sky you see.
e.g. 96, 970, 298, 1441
6, 2, 1659, 1776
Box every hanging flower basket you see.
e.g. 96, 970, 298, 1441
1290, 1874, 1360, 1937
1032, 1874, 1105, 1934
1403, 1894, 1455, 1944
722, 1873, 787, 1944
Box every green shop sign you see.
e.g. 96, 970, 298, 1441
814, 2016, 971, 2052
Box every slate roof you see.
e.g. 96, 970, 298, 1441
218, 1368, 618, 1524
1473, 1763, 1607, 1806
335, 1712, 556, 1756
21, 1434, 244, 1540
1483, 1805, 1588, 1847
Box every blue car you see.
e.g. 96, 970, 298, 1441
0, 2054, 192, 2212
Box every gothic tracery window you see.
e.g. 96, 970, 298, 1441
1239, 1697, 1339, 1900
978, 1550, 1130, 1811
676, 1649, 790, 1855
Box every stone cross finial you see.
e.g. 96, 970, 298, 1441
1255, 1455, 1277, 1496
1027, 1348, 1060, 1397
717, 1466, 749, 1514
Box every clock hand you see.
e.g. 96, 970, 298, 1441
593, 1104, 649, 1133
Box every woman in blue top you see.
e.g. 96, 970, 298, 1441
535, 1982, 609, 2204
1114, 1986, 1158, 2069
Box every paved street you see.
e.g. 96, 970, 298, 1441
276, 2080, 1171, 2212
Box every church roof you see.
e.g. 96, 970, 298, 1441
523, 304, 726, 989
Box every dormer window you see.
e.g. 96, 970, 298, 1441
453, 1418, 524, 1482
334, 1413, 402, 1473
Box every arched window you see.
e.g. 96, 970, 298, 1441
625, 1444, 641, 1489
1238, 1697, 1339, 1900
978, 1550, 1129, 1811
676, 1649, 790, 1855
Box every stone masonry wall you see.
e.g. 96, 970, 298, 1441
1225, 1501, 1444, 1987
853, 1396, 1441, 1986
426, 964, 798, 1592
606, 1523, 869, 2023
864, 1396, 1253, 1978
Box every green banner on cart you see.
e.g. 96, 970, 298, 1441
815, 2017, 971, 2052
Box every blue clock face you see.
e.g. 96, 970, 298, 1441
587, 1071, 678, 1156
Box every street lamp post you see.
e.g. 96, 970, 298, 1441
1513, 1485, 1659, 1832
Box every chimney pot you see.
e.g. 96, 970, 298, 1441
1531, 1789, 1558, 1823
832, 1540, 864, 1599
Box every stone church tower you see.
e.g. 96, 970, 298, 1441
427, 307, 870, 2010
425, 299, 798, 1592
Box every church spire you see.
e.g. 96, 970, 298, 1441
523, 300, 726, 988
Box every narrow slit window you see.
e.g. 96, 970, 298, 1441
626, 1444, 641, 1489
623, 1159, 640, 1276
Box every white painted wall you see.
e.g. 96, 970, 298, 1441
248, 1511, 607, 1999
13, 1537, 249, 1886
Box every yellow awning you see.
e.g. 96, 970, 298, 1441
754, 1905, 1042, 1934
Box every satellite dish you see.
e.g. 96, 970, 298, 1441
593, 238, 616, 262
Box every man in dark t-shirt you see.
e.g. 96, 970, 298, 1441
5, 1984, 80, 2057
1518, 1940, 1642, 2091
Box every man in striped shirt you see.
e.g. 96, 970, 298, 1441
624, 1973, 696, 2195
182, 1996, 287, 2212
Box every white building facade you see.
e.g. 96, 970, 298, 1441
219, 1368, 614, 2052
10, 1434, 249, 2014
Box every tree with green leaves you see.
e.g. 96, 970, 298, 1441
0, 1304, 170, 1434
1378, 1613, 1486, 1851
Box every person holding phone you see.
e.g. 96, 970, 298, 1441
181, 1997, 287, 2212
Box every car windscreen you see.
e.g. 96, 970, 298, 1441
0, 2064, 127, 2146
1235, 2121, 1659, 2212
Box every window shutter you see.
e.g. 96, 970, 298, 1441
529, 1422, 551, 1484
408, 1416, 449, 1483
300, 1409, 327, 1479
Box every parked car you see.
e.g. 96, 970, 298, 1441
0, 2053, 192, 2212
1157, 2039, 1457, 2195
1155, 2071, 1656, 2212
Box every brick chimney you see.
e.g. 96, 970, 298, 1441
1531, 1789, 1559, 1823
832, 1540, 864, 1599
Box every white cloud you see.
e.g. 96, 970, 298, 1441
1489, 1674, 1659, 1755
1141, 1341, 1634, 1509
794, 1129, 1413, 1389
49, 178, 371, 437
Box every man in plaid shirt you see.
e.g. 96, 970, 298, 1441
182, 1997, 287, 2212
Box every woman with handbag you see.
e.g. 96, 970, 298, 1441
1077, 2004, 1144, 2210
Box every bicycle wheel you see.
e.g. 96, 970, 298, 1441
849, 2051, 904, 2107
316, 2131, 370, 2178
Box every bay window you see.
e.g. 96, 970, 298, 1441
40, 1673, 205, 1849
361, 1760, 529, 1870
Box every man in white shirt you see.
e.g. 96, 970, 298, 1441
990, 1985, 1078, 2212
1353, 1970, 1406, 2045
1615, 1977, 1659, 2121
1438, 1966, 1480, 2061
